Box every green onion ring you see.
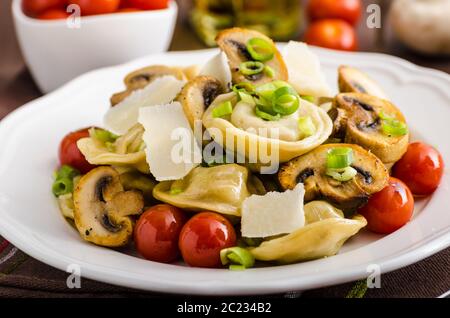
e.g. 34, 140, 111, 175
232, 82, 255, 94
327, 147, 354, 169
52, 177, 73, 197
220, 246, 255, 270
326, 166, 358, 182
246, 37, 275, 62
212, 101, 233, 118
298, 116, 316, 137
271, 86, 300, 115
255, 106, 281, 121
264, 65, 275, 78
239, 61, 264, 76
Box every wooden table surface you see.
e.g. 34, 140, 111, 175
0, 0, 449, 298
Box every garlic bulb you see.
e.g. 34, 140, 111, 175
390, 0, 450, 55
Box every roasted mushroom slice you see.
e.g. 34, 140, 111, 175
110, 65, 186, 106
177, 76, 223, 128
278, 144, 389, 211
334, 93, 409, 164
216, 27, 288, 85
338, 66, 388, 99
73, 166, 144, 247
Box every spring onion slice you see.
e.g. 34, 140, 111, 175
246, 37, 275, 62
327, 147, 354, 169
326, 166, 358, 182
56, 165, 80, 180
220, 246, 255, 270
264, 65, 275, 78
255, 80, 290, 100
212, 101, 233, 118
301, 95, 315, 103
232, 82, 255, 94
255, 106, 281, 121
239, 61, 264, 75
238, 91, 256, 106
52, 177, 73, 197
379, 111, 408, 136
298, 116, 316, 137
271, 86, 300, 115
92, 128, 118, 143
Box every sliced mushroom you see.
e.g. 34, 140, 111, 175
73, 166, 144, 247
334, 93, 409, 164
338, 66, 388, 99
110, 65, 187, 106
177, 76, 223, 128
216, 27, 288, 85
278, 144, 389, 211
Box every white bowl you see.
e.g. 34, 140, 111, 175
12, 0, 178, 93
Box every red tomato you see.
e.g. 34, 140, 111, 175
179, 212, 236, 268
58, 128, 96, 174
127, 0, 169, 10
359, 177, 414, 234
117, 7, 141, 12
38, 9, 70, 20
393, 142, 444, 196
22, 0, 67, 17
307, 0, 362, 25
68, 0, 120, 15
305, 19, 358, 51
134, 204, 187, 263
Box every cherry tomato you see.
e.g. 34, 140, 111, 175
68, 0, 120, 15
117, 7, 141, 12
307, 0, 362, 25
359, 177, 414, 234
127, 0, 169, 10
304, 19, 357, 51
179, 212, 236, 268
22, 0, 67, 17
38, 9, 70, 20
134, 204, 187, 263
393, 142, 444, 196
58, 128, 96, 174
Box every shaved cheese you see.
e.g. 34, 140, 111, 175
283, 41, 333, 98
200, 52, 232, 90
138, 102, 202, 181
241, 183, 305, 238
104, 76, 186, 135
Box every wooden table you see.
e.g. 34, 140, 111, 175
0, 0, 449, 298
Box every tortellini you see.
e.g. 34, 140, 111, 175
77, 124, 149, 173
249, 201, 367, 263
202, 93, 333, 165
153, 164, 265, 217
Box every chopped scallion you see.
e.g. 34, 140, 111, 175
326, 166, 358, 182
220, 246, 255, 270
298, 116, 316, 137
212, 101, 233, 118
239, 61, 264, 76
246, 37, 275, 62
327, 147, 354, 169
255, 106, 281, 121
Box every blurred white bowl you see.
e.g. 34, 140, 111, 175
12, 0, 178, 93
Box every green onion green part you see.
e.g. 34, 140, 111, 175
239, 61, 265, 76
246, 37, 275, 62
52, 177, 73, 197
271, 86, 300, 115
232, 82, 255, 94
220, 246, 255, 270
326, 147, 354, 169
326, 166, 358, 182
264, 65, 275, 78
379, 111, 408, 137
170, 188, 183, 195
298, 116, 316, 137
92, 128, 118, 143
255, 106, 281, 121
238, 92, 256, 106
212, 101, 233, 118
301, 95, 315, 103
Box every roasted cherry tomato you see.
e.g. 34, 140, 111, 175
68, 0, 120, 15
22, 0, 67, 17
134, 204, 187, 263
38, 9, 70, 19
58, 128, 96, 174
393, 142, 444, 196
117, 7, 141, 12
127, 0, 169, 10
359, 177, 414, 234
304, 19, 358, 51
307, 0, 362, 25
179, 212, 236, 268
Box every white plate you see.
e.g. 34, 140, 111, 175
0, 48, 449, 295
